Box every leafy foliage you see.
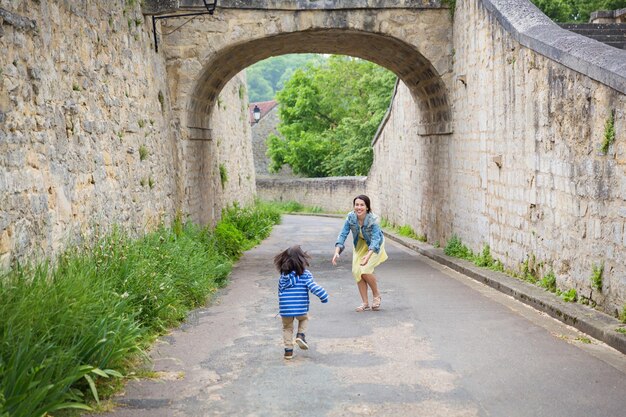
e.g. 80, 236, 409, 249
444, 235, 474, 260
530, 0, 626, 22
539, 271, 557, 292
591, 263, 603, 291
267, 55, 396, 177
246, 54, 324, 102
560, 288, 578, 302
0, 202, 280, 417
601, 110, 616, 154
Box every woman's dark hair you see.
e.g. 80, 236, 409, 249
274, 245, 311, 275
353, 194, 371, 213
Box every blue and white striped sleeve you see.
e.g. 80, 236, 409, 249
304, 271, 328, 303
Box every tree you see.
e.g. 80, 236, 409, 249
246, 54, 324, 102
247, 73, 273, 103
267, 55, 396, 177
531, 0, 626, 22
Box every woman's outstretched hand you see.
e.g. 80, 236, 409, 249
331, 253, 340, 266
360, 250, 373, 266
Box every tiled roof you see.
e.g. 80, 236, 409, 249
249, 100, 278, 124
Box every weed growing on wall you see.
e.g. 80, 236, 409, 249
139, 145, 149, 161
444, 235, 473, 260
591, 263, 603, 292
538, 271, 557, 293
158, 91, 165, 112
219, 164, 228, 188
443, 237, 504, 272
0, 202, 281, 416
380, 220, 426, 242
600, 110, 615, 154
560, 288, 578, 303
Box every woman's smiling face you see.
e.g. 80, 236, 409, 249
354, 198, 367, 217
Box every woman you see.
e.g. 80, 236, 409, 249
332, 195, 388, 312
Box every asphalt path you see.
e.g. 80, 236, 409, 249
94, 215, 626, 417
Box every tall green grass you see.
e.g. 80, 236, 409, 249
0, 202, 280, 417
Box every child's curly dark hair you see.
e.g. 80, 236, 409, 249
274, 245, 311, 276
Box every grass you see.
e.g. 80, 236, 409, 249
397, 225, 426, 241
0, 202, 280, 417
442, 236, 596, 302
380, 219, 427, 242
262, 200, 323, 214
139, 145, 148, 161
443, 236, 504, 272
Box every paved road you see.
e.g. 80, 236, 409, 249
95, 215, 626, 417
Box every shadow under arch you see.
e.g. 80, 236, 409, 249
187, 29, 452, 138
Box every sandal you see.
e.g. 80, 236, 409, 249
355, 303, 370, 312
372, 296, 381, 311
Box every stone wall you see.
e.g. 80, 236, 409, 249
367, 81, 438, 240
591, 9, 626, 24
257, 176, 366, 213
251, 104, 279, 176
368, 0, 626, 314
181, 72, 256, 226
0, 1, 255, 265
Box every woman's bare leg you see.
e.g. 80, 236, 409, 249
360, 273, 380, 298
357, 278, 369, 305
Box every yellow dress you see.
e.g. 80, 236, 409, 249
352, 231, 388, 282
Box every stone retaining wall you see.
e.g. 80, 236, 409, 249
368, 0, 626, 314
0, 1, 254, 265
256, 176, 366, 213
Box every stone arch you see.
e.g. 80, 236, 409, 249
187, 29, 452, 138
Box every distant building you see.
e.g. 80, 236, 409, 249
590, 8, 625, 23
248, 100, 278, 125
249, 101, 292, 176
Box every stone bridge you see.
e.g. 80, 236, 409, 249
0, 0, 625, 314
145, 0, 454, 225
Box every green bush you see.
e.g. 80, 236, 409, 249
0, 201, 280, 416
539, 271, 557, 293
560, 288, 578, 303
397, 225, 426, 242
444, 235, 473, 260
474, 245, 494, 268
213, 221, 245, 260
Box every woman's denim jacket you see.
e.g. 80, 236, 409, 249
335, 211, 384, 254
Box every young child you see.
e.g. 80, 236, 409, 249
275, 245, 329, 360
